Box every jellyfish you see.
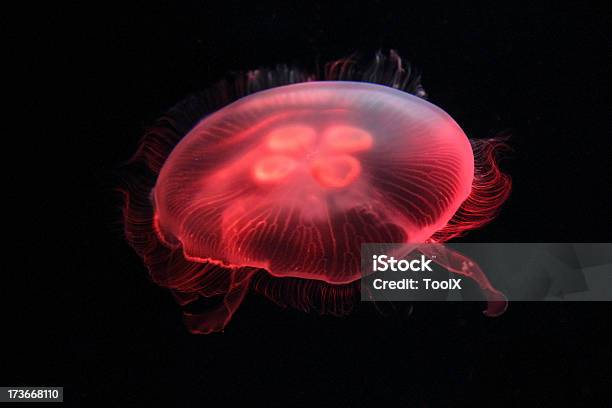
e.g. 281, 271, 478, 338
121, 51, 511, 333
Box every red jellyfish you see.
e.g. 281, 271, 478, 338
122, 51, 511, 333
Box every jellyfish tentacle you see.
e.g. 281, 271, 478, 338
419, 244, 508, 316
183, 267, 257, 334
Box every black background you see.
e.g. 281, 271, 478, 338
6, 1, 611, 406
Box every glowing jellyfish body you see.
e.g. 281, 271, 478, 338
123, 53, 511, 333
155, 82, 473, 284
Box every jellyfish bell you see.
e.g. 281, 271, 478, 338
122, 51, 511, 333
154, 81, 475, 282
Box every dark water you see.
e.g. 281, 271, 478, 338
6, 2, 610, 406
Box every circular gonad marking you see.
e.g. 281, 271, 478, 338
121, 51, 511, 333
